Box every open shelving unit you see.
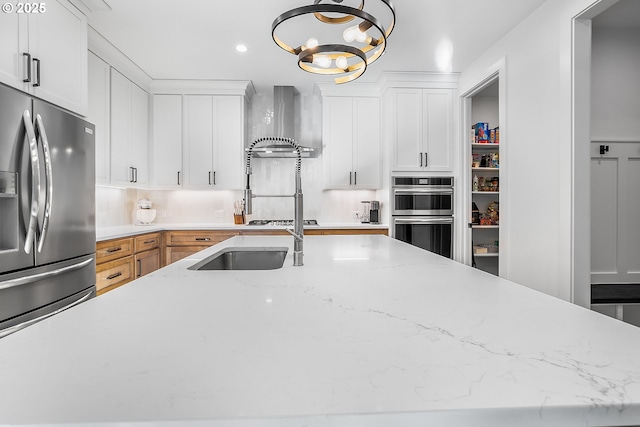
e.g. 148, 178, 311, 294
469, 80, 500, 276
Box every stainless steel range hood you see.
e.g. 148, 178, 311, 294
249, 86, 319, 158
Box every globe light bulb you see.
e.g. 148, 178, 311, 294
306, 37, 319, 49
343, 26, 357, 43
336, 55, 348, 69
312, 55, 331, 68
355, 29, 368, 43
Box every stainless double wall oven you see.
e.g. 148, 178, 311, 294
392, 177, 454, 258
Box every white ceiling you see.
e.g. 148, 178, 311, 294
88, 0, 550, 94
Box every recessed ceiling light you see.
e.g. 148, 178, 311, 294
236, 44, 248, 53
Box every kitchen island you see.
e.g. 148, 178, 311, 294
1, 235, 640, 426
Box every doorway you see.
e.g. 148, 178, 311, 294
573, 0, 640, 324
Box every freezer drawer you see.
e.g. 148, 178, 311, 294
0, 254, 96, 337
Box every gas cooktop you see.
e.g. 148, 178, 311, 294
247, 219, 318, 226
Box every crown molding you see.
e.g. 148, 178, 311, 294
150, 80, 256, 98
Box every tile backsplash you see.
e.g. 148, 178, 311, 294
96, 157, 384, 227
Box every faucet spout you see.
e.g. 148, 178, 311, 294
244, 137, 304, 266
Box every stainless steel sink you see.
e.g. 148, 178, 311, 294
188, 247, 289, 271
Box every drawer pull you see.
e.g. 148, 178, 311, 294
195, 237, 211, 241
106, 247, 122, 253
143, 240, 156, 245
106, 272, 123, 280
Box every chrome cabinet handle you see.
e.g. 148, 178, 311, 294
209, 171, 212, 185
133, 167, 138, 183
419, 152, 423, 167
213, 171, 216, 185
32, 58, 41, 87
354, 171, 357, 186
177, 171, 181, 185
23, 53, 31, 83
106, 272, 123, 280
35, 114, 53, 253
23, 110, 40, 255
394, 217, 454, 224
424, 153, 428, 167
349, 171, 352, 185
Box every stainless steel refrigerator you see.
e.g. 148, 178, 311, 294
0, 83, 96, 338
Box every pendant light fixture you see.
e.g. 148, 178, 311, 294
272, 0, 396, 84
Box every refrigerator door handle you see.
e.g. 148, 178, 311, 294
0, 288, 93, 338
35, 114, 53, 253
0, 258, 94, 291
22, 110, 41, 255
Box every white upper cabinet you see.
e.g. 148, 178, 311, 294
323, 96, 381, 189
110, 69, 149, 187
152, 95, 183, 188
0, 0, 87, 115
183, 95, 244, 190
87, 52, 110, 185
392, 88, 453, 172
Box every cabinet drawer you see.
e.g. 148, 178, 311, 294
165, 246, 209, 265
165, 230, 239, 246
96, 256, 134, 294
134, 232, 161, 252
96, 238, 134, 264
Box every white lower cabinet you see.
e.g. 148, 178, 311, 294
0, 0, 87, 115
110, 69, 149, 187
392, 88, 453, 172
323, 96, 381, 189
183, 95, 244, 190
152, 95, 183, 188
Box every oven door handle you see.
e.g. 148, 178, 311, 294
394, 217, 454, 224
394, 188, 453, 195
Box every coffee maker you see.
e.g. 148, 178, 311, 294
369, 201, 380, 224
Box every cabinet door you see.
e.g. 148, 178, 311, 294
323, 97, 355, 189
135, 248, 160, 278
213, 96, 244, 190
392, 89, 423, 172
0, 14, 26, 89
183, 95, 214, 189
110, 69, 132, 186
353, 97, 381, 189
131, 83, 149, 185
27, 0, 87, 115
87, 52, 110, 185
423, 89, 453, 172
152, 94, 182, 188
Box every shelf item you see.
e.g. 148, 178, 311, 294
471, 143, 500, 147
472, 167, 500, 171
472, 191, 500, 195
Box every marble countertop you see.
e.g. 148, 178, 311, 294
1, 235, 640, 426
96, 222, 389, 241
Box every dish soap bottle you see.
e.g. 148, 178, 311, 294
473, 174, 479, 191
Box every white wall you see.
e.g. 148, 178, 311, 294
458, 0, 603, 301
591, 27, 640, 140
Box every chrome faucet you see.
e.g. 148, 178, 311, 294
243, 137, 304, 266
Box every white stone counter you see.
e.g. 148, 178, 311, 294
1, 235, 640, 426
96, 223, 389, 241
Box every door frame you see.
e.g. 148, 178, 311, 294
458, 58, 507, 275
571, 0, 620, 308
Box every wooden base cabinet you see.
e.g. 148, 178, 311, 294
96, 232, 161, 295
164, 230, 240, 265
